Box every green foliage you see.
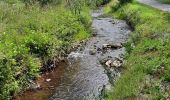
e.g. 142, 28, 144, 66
65, 0, 110, 15
104, 0, 119, 13
106, 1, 170, 100
104, 0, 132, 13
0, 32, 41, 100
19, 0, 62, 6
0, 0, 21, 4
0, 0, 93, 99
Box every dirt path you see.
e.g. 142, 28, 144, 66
137, 0, 170, 12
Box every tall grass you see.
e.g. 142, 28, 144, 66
0, 0, 95, 99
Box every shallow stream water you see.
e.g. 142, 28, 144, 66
15, 9, 131, 100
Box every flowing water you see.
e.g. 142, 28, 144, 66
14, 9, 131, 100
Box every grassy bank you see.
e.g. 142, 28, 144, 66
105, 0, 170, 99
0, 0, 108, 99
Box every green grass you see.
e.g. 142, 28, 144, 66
105, 1, 170, 100
157, 0, 170, 4
0, 1, 93, 99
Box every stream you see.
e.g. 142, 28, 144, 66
14, 9, 131, 100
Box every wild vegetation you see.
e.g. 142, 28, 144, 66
105, 0, 170, 99
0, 0, 111, 99
1, 0, 169, 99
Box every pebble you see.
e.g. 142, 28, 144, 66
46, 79, 51, 82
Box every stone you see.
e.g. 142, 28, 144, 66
89, 49, 96, 55
105, 60, 112, 67
112, 21, 116, 24
109, 20, 112, 22
110, 43, 123, 49
93, 45, 97, 48
35, 84, 41, 89
111, 58, 123, 68
100, 28, 104, 31
46, 79, 51, 82
30, 83, 41, 90
102, 43, 123, 50
97, 47, 102, 51
92, 32, 97, 37
29, 80, 41, 90
102, 44, 111, 49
